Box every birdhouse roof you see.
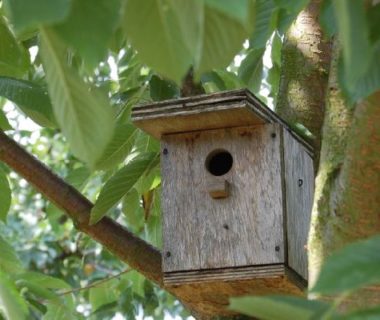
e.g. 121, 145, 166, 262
132, 89, 313, 153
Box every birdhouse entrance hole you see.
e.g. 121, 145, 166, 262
205, 149, 233, 176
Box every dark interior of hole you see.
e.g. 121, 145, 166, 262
207, 151, 233, 176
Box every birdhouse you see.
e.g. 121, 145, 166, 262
132, 89, 314, 299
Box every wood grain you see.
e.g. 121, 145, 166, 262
164, 264, 285, 285
283, 129, 314, 280
132, 89, 313, 154
161, 125, 285, 273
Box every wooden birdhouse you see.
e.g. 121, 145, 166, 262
132, 89, 314, 299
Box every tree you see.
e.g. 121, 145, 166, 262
0, 0, 379, 319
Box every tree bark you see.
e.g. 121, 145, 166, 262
276, 0, 331, 164
308, 42, 380, 305
0, 130, 163, 287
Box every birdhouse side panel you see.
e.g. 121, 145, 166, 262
161, 125, 285, 273
283, 129, 314, 280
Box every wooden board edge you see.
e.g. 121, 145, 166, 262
164, 264, 285, 285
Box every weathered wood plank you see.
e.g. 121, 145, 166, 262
282, 129, 314, 280
132, 89, 314, 154
161, 125, 285, 273
168, 270, 304, 317
164, 264, 285, 285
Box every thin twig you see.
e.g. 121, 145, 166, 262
58, 269, 132, 296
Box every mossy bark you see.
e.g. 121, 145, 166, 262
276, 0, 331, 164
278, 1, 380, 307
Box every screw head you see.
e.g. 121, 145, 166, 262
163, 148, 168, 155
271, 132, 277, 138
275, 246, 280, 252
223, 224, 229, 230
166, 251, 171, 258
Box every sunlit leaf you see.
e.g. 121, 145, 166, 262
196, 5, 250, 76
0, 169, 11, 222
40, 28, 115, 167
3, 0, 71, 35
311, 235, 380, 295
123, 0, 196, 82
238, 48, 265, 93
250, 0, 277, 48
0, 76, 56, 127
91, 152, 159, 224
229, 295, 330, 320
0, 272, 28, 320
54, 0, 122, 68
123, 0, 252, 82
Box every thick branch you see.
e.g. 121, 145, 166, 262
0, 130, 163, 287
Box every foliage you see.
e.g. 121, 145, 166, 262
230, 235, 380, 319
0, 0, 379, 319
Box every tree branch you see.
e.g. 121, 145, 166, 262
0, 130, 163, 287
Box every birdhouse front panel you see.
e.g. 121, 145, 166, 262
161, 124, 285, 273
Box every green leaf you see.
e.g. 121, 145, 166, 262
53, 0, 122, 69
311, 235, 380, 295
319, 0, 336, 38
229, 296, 330, 320
274, 0, 308, 14
95, 124, 137, 171
0, 169, 11, 222
0, 110, 11, 130
89, 279, 118, 311
40, 28, 115, 167
122, 189, 143, 230
213, 70, 245, 90
42, 301, 76, 320
196, 5, 250, 76
0, 272, 28, 320
238, 48, 265, 93
0, 76, 56, 127
339, 42, 380, 103
368, 4, 380, 45
0, 17, 29, 78
15, 272, 70, 290
204, 0, 250, 26
123, 0, 196, 82
65, 166, 91, 191
3, 0, 71, 35
91, 153, 159, 224
333, 0, 371, 88
0, 235, 23, 274
149, 75, 179, 101
123, 0, 252, 82
250, 0, 277, 49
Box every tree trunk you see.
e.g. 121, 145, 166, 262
276, 0, 331, 164
308, 42, 380, 305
